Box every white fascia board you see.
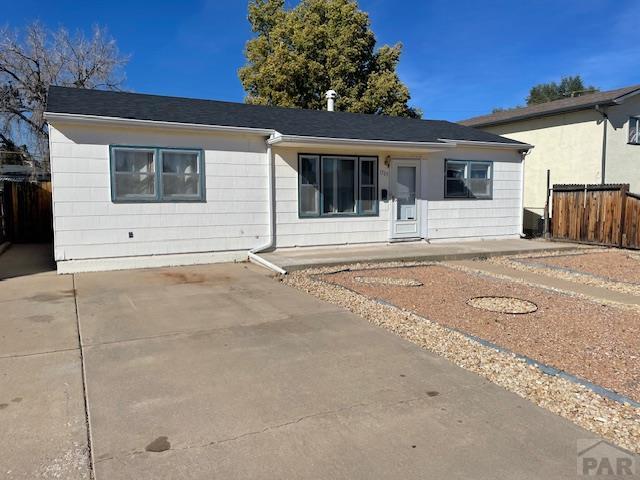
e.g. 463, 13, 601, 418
267, 134, 455, 151
438, 138, 534, 150
43, 111, 276, 136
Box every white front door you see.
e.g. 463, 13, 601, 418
390, 159, 421, 239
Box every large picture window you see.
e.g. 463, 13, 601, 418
445, 159, 492, 199
298, 154, 378, 217
111, 146, 204, 202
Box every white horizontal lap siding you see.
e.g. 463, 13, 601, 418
424, 147, 524, 240
273, 148, 390, 247
49, 122, 270, 262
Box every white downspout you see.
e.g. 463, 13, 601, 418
519, 149, 529, 238
248, 140, 287, 274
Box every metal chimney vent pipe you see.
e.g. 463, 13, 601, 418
325, 90, 337, 111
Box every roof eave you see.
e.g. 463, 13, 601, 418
438, 138, 532, 150
267, 134, 456, 152
463, 100, 619, 128
43, 111, 276, 136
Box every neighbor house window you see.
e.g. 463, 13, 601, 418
445, 160, 492, 199
111, 146, 204, 202
298, 154, 378, 217
629, 117, 640, 145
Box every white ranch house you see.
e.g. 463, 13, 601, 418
45, 86, 531, 273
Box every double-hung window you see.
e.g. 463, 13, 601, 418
629, 117, 640, 145
298, 154, 378, 217
111, 146, 204, 202
445, 159, 492, 199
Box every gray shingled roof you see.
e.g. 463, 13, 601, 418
46, 86, 525, 145
460, 84, 640, 128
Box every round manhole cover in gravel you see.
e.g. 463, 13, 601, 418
467, 296, 538, 314
354, 276, 423, 287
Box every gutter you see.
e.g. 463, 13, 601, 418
248, 141, 287, 275
267, 134, 455, 150
438, 138, 533, 150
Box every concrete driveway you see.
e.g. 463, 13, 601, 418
2, 245, 601, 479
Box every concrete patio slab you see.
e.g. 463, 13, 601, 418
260, 238, 581, 271
76, 262, 600, 479
0, 244, 89, 479
75, 263, 340, 345
0, 271, 78, 358
0, 351, 89, 480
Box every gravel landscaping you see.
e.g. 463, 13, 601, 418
493, 248, 640, 297
326, 264, 640, 403
281, 261, 640, 454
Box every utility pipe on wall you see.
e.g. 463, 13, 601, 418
595, 105, 608, 184
248, 141, 287, 275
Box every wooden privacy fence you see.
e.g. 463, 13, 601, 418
1, 181, 53, 243
551, 183, 640, 249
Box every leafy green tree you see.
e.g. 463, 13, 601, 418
239, 0, 420, 117
526, 75, 599, 105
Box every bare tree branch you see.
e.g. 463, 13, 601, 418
0, 22, 128, 168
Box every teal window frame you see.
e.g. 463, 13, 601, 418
297, 153, 379, 218
444, 159, 493, 199
629, 117, 640, 145
110, 145, 205, 203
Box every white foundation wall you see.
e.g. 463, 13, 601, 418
273, 146, 391, 247
49, 122, 270, 267
423, 146, 523, 240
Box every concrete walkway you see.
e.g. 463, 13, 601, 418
261, 238, 580, 271
0, 244, 90, 479
451, 259, 640, 307
1, 244, 603, 479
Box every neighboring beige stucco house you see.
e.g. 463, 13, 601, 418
461, 85, 640, 235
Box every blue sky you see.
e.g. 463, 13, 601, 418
7, 0, 640, 121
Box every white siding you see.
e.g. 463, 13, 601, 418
49, 120, 525, 270
423, 147, 523, 240
273, 145, 524, 247
49, 122, 270, 263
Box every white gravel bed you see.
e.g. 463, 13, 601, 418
490, 249, 640, 297
281, 262, 640, 454
467, 296, 538, 314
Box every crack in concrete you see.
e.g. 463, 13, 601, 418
95, 392, 437, 464
81, 315, 302, 350
0, 346, 80, 360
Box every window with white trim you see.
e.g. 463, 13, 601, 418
629, 117, 640, 145
111, 146, 204, 202
445, 160, 492, 199
298, 154, 378, 217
